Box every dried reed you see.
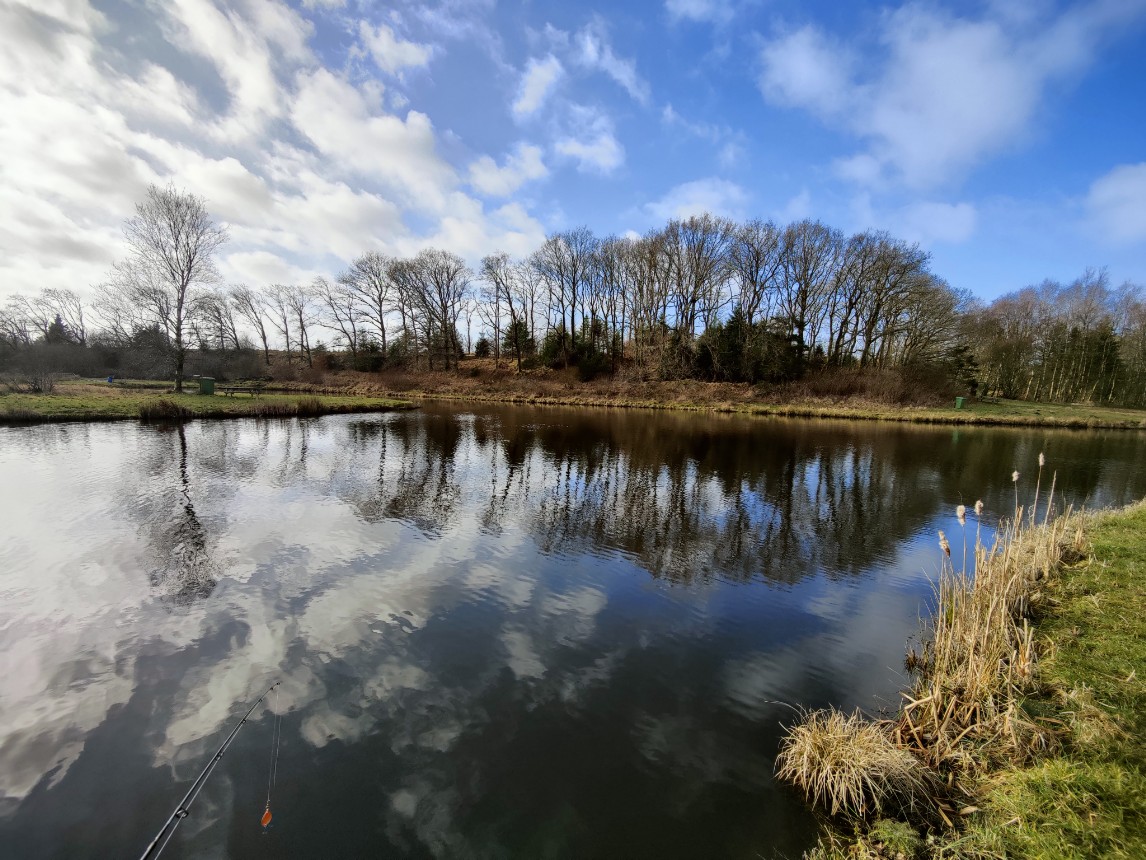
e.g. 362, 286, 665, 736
138, 399, 193, 421
775, 708, 936, 820
777, 456, 1085, 829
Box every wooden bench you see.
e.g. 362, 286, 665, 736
217, 384, 266, 398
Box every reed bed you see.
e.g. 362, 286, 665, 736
777, 455, 1086, 832
246, 396, 326, 418
138, 398, 193, 421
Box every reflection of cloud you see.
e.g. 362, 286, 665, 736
5, 408, 1145, 860
538, 585, 607, 643
501, 628, 546, 679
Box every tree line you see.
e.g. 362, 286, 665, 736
2, 184, 1144, 406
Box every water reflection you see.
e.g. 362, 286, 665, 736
0, 409, 1143, 859
145, 425, 217, 602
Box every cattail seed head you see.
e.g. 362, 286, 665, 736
974, 499, 984, 517
1012, 470, 1020, 483
956, 504, 966, 525
1039, 452, 1045, 468
938, 530, 951, 557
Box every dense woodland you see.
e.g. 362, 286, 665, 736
2, 185, 1145, 406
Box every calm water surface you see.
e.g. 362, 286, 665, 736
1, 405, 1144, 859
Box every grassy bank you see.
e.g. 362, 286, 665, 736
0, 380, 414, 423
269, 363, 1146, 430
779, 489, 1146, 859
5, 373, 1146, 429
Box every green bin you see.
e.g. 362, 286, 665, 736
954, 396, 964, 409
199, 377, 215, 395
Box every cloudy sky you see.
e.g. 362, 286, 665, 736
2, 0, 1144, 305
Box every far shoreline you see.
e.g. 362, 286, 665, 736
4, 375, 1146, 429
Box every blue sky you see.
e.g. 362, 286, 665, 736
1, 0, 1144, 305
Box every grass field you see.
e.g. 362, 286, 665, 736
0, 379, 413, 422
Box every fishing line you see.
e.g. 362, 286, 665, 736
139, 681, 279, 860
262, 684, 283, 829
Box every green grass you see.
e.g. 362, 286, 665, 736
726, 397, 1146, 429
947, 502, 1146, 860
0, 380, 414, 423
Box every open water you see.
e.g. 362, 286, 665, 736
1, 405, 1144, 858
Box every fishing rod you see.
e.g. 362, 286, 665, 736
138, 681, 279, 860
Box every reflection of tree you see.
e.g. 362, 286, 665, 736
341, 414, 462, 535
147, 424, 216, 601
335, 406, 1146, 585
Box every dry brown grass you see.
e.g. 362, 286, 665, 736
777, 456, 1092, 843
895, 512, 1085, 778
776, 709, 938, 820
138, 398, 193, 421
246, 396, 327, 417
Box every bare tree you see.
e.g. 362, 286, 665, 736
479, 252, 511, 366
6, 289, 87, 345
481, 252, 532, 370
265, 284, 294, 364
101, 184, 227, 390
662, 213, 736, 339
314, 276, 362, 362
391, 249, 471, 369
194, 288, 240, 351
284, 284, 316, 367
0, 297, 37, 347
778, 219, 842, 367
230, 284, 272, 365
339, 252, 393, 353
730, 219, 782, 326
533, 227, 598, 363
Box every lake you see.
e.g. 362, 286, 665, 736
1, 405, 1144, 858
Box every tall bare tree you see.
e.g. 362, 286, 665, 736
314, 276, 362, 362
339, 252, 393, 353
265, 284, 294, 364
101, 184, 227, 391
230, 284, 272, 365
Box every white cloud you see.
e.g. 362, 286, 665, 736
359, 21, 432, 75
289, 67, 456, 213
222, 251, 319, 286
662, 103, 747, 167
513, 54, 564, 117
851, 195, 978, 246
0, 0, 550, 303
468, 143, 548, 197
778, 189, 813, 223
645, 178, 749, 221
554, 107, 624, 174
758, 25, 853, 117
157, 0, 311, 142
758, 2, 1146, 188
666, 0, 736, 24
1086, 163, 1146, 244
574, 22, 650, 104
897, 201, 978, 245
